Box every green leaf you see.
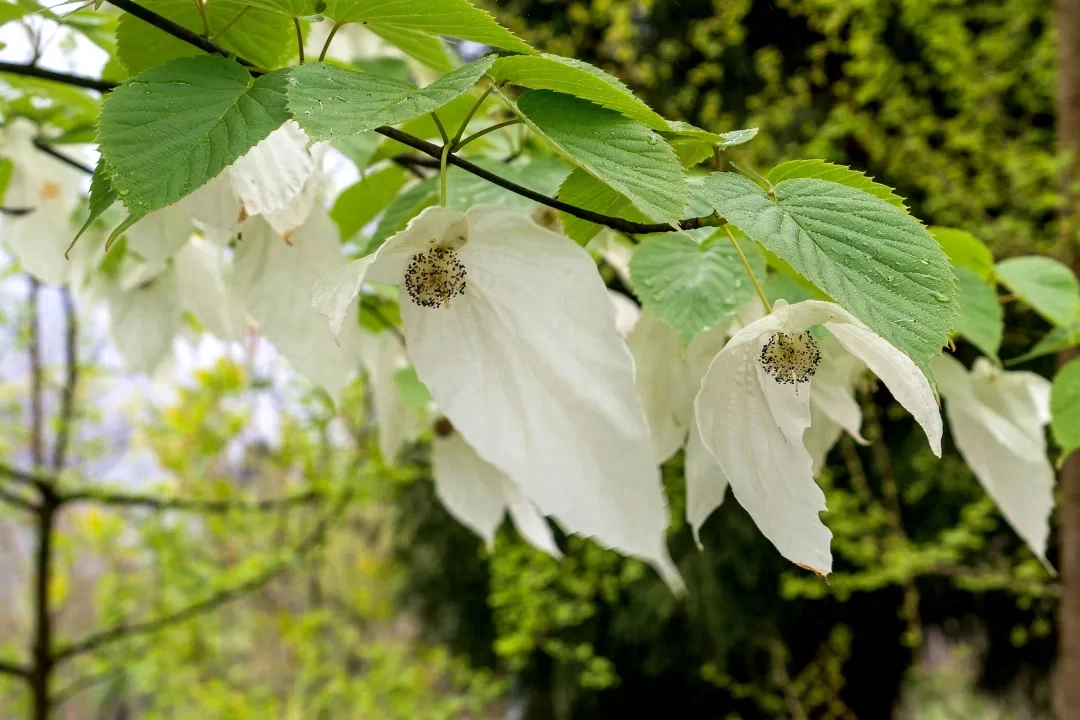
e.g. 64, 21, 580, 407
332, 164, 409, 241
332, 131, 381, 171
767, 160, 907, 211
701, 173, 956, 376
367, 24, 455, 73
394, 366, 433, 410
555, 168, 648, 245
930, 226, 995, 283
0, 157, 12, 204
0, 2, 31, 26
1007, 323, 1080, 366
98, 56, 290, 215
70, 160, 119, 253
996, 256, 1080, 327
237, 0, 315, 16
952, 267, 1003, 360
323, 0, 532, 54
1051, 357, 1080, 460
661, 123, 759, 168
287, 56, 494, 141
515, 90, 688, 225
115, 0, 294, 75
362, 176, 438, 255
488, 54, 666, 130
629, 229, 765, 343
760, 247, 831, 302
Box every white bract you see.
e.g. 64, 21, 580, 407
314, 204, 682, 591
933, 353, 1055, 562
693, 299, 942, 575
432, 430, 561, 558
0, 118, 85, 285
233, 210, 360, 398
357, 327, 428, 462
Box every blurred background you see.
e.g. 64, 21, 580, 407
0, 0, 1065, 718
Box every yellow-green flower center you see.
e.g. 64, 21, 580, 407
760, 331, 821, 385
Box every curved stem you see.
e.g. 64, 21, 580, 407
450, 84, 494, 148
430, 112, 449, 145
453, 118, 522, 152
439, 140, 452, 207
192, 0, 209, 35
723, 225, 771, 313
293, 17, 304, 63
209, 5, 249, 39
318, 23, 340, 62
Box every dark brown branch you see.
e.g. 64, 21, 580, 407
60, 488, 321, 513
104, 0, 255, 67
31, 495, 58, 720
32, 141, 94, 176
375, 127, 722, 234
51, 289, 78, 472
0, 660, 30, 679
0, 61, 115, 93
53, 490, 353, 663
2, 2, 723, 236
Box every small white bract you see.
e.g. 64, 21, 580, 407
693, 299, 942, 575
0, 118, 85, 285
934, 354, 1054, 563
313, 204, 683, 593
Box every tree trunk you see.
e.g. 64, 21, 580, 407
1056, 0, 1080, 717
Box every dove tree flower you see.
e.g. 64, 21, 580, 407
313, 204, 683, 591
693, 299, 942, 575
933, 353, 1055, 562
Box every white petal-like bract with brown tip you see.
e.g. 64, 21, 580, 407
694, 299, 941, 575
934, 354, 1054, 562
433, 432, 561, 558
312, 205, 683, 592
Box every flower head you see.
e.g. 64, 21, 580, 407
314, 205, 682, 592
693, 299, 942, 574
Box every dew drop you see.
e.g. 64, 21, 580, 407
646, 135, 658, 145
930, 291, 951, 303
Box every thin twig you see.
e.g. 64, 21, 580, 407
0, 660, 29, 678
723, 225, 771, 312
0, 61, 114, 93
53, 489, 354, 663
0, 487, 37, 512
60, 488, 321, 512
450, 85, 495, 149
51, 288, 77, 472
0, 463, 50, 489
375, 126, 722, 234
32, 140, 94, 175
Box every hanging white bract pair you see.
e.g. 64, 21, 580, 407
314, 204, 684, 592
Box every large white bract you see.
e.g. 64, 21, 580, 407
934, 353, 1055, 563
693, 299, 942, 575
313, 204, 683, 592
